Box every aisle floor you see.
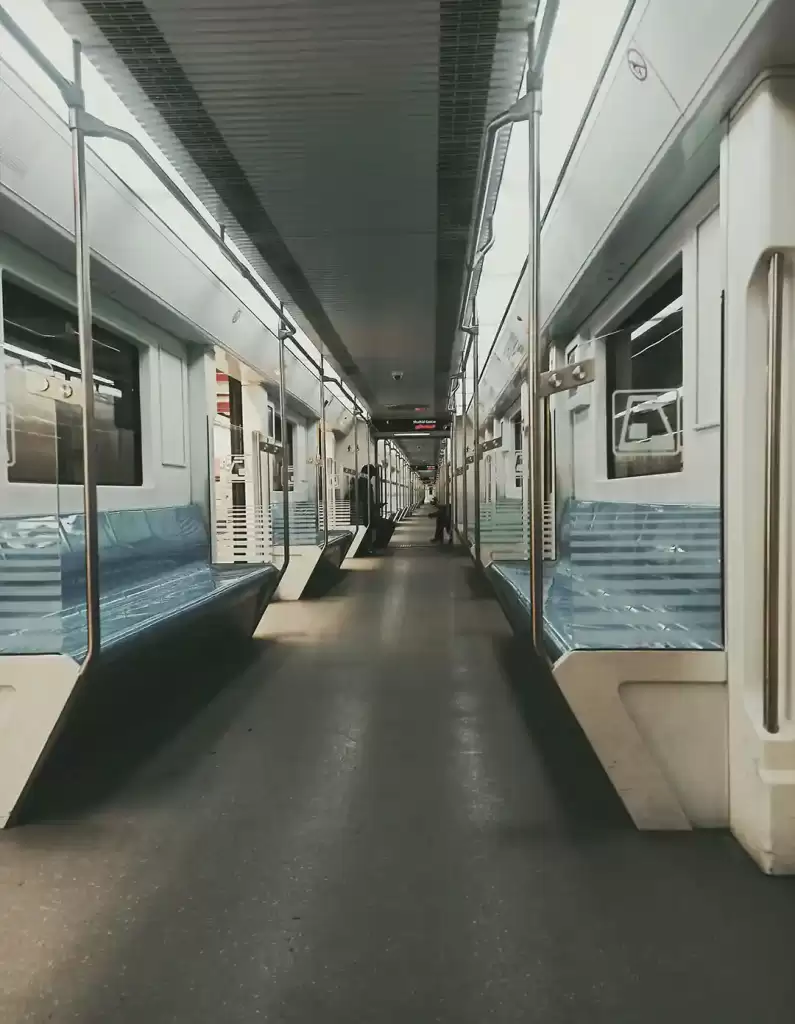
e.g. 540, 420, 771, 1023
2, 514, 795, 1021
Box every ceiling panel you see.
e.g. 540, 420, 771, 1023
45, 0, 531, 412
397, 435, 441, 467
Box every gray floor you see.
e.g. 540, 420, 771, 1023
2, 514, 795, 1022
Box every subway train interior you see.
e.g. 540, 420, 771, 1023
3, 0, 795, 1019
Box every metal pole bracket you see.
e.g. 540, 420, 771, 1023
538, 358, 595, 398
478, 435, 502, 456
278, 320, 297, 342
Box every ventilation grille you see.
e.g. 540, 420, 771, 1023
70, 0, 362, 388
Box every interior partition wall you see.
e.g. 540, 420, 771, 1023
212, 348, 294, 572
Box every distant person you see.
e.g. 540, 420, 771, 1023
355, 464, 377, 533
428, 500, 452, 543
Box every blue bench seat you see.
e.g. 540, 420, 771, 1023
0, 505, 278, 661
486, 500, 722, 658
274, 517, 353, 550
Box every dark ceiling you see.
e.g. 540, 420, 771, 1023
46, 0, 530, 413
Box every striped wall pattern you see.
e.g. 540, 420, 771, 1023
276, 500, 318, 546
477, 499, 554, 561
478, 499, 528, 561
0, 515, 65, 655
215, 504, 270, 565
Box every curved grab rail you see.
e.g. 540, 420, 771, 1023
764, 252, 784, 734
318, 356, 329, 555
455, 0, 561, 369
70, 41, 101, 674
275, 308, 293, 586
460, 318, 481, 565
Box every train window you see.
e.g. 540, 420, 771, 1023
3, 279, 143, 486
272, 413, 295, 491
273, 414, 295, 467
605, 266, 683, 479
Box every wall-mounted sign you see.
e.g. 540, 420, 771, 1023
627, 48, 648, 82
371, 416, 451, 435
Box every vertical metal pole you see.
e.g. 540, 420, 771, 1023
381, 440, 386, 514
719, 290, 727, 650
379, 439, 384, 514
390, 444, 396, 514
462, 367, 469, 545
763, 252, 784, 734
472, 319, 481, 565
276, 308, 291, 581
389, 444, 394, 514
319, 355, 328, 549
526, 39, 544, 651
370, 431, 377, 529
352, 400, 359, 527
446, 432, 452, 524
69, 41, 101, 667
375, 437, 381, 521
451, 406, 457, 536
364, 424, 370, 531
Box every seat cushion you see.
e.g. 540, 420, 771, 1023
0, 505, 275, 658
56, 561, 277, 660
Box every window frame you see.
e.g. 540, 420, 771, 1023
601, 260, 684, 481
1, 271, 146, 489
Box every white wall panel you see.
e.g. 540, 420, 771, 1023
478, 0, 775, 428
567, 180, 720, 505
540, 54, 681, 329
158, 347, 188, 468
634, 0, 758, 113
0, 62, 326, 421
0, 231, 194, 515
694, 208, 722, 428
